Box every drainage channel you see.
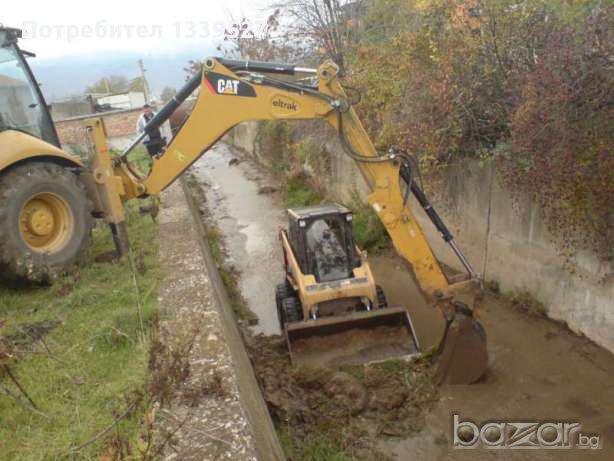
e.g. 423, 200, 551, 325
185, 143, 442, 460
179, 177, 286, 460
182, 141, 614, 461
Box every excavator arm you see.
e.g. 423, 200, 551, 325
99, 57, 487, 383
118, 58, 470, 296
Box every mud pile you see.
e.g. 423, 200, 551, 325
246, 334, 439, 458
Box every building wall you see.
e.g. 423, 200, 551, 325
50, 100, 95, 121
97, 92, 145, 111
55, 108, 142, 154
55, 107, 174, 157
227, 121, 614, 353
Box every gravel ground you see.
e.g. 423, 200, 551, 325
156, 182, 258, 460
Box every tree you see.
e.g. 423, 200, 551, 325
85, 75, 129, 94
270, 0, 357, 74
216, 10, 303, 62
160, 87, 177, 104
183, 59, 203, 80
129, 77, 146, 93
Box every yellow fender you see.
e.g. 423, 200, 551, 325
0, 130, 83, 172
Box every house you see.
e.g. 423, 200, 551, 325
96, 91, 146, 111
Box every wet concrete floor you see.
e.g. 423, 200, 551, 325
192, 142, 614, 460
192, 144, 285, 335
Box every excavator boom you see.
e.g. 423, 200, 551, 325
97, 57, 487, 383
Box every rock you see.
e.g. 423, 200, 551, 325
257, 185, 278, 195
228, 158, 241, 166
324, 371, 368, 414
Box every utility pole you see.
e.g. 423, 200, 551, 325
137, 59, 151, 102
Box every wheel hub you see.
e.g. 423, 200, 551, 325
26, 205, 55, 236
19, 193, 74, 252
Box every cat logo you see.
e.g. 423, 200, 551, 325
204, 71, 257, 97
217, 79, 240, 95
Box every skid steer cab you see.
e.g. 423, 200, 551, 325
276, 204, 420, 367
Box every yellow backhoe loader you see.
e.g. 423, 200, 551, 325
0, 26, 487, 384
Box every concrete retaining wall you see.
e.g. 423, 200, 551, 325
227, 121, 614, 354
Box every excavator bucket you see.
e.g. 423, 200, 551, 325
285, 306, 420, 368
434, 305, 488, 385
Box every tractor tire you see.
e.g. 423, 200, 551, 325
275, 282, 291, 332
0, 162, 93, 283
275, 280, 293, 305
282, 297, 302, 324
275, 282, 293, 330
376, 285, 388, 309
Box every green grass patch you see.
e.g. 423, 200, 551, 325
185, 176, 257, 324
351, 201, 390, 253
0, 201, 159, 460
283, 177, 323, 208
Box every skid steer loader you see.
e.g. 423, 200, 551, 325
0, 25, 487, 383
276, 205, 420, 367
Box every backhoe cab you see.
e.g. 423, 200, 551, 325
0, 27, 94, 282
0, 27, 61, 148
277, 205, 420, 367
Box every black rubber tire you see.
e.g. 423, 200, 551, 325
376, 285, 388, 309
282, 296, 303, 324
0, 162, 93, 283
275, 281, 293, 330
275, 280, 293, 305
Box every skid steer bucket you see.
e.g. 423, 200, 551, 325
285, 306, 420, 368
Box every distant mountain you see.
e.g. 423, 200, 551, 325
29, 47, 217, 101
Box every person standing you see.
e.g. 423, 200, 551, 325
136, 103, 166, 157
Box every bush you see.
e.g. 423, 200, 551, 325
256, 120, 293, 172
499, 8, 614, 260
351, 201, 390, 252
344, 0, 611, 260
283, 177, 323, 208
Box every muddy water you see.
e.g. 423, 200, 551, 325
193, 142, 614, 460
190, 143, 442, 344
369, 253, 444, 350
192, 144, 285, 335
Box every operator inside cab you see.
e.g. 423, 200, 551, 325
136, 103, 166, 157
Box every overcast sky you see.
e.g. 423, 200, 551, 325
2, 0, 268, 59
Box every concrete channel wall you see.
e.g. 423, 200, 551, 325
171, 178, 286, 460
227, 122, 614, 354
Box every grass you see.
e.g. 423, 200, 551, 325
351, 201, 390, 252
0, 201, 159, 460
185, 175, 257, 324
283, 176, 323, 208
278, 429, 352, 461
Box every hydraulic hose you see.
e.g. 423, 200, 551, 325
118, 71, 202, 162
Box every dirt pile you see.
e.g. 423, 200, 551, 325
246, 334, 439, 459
